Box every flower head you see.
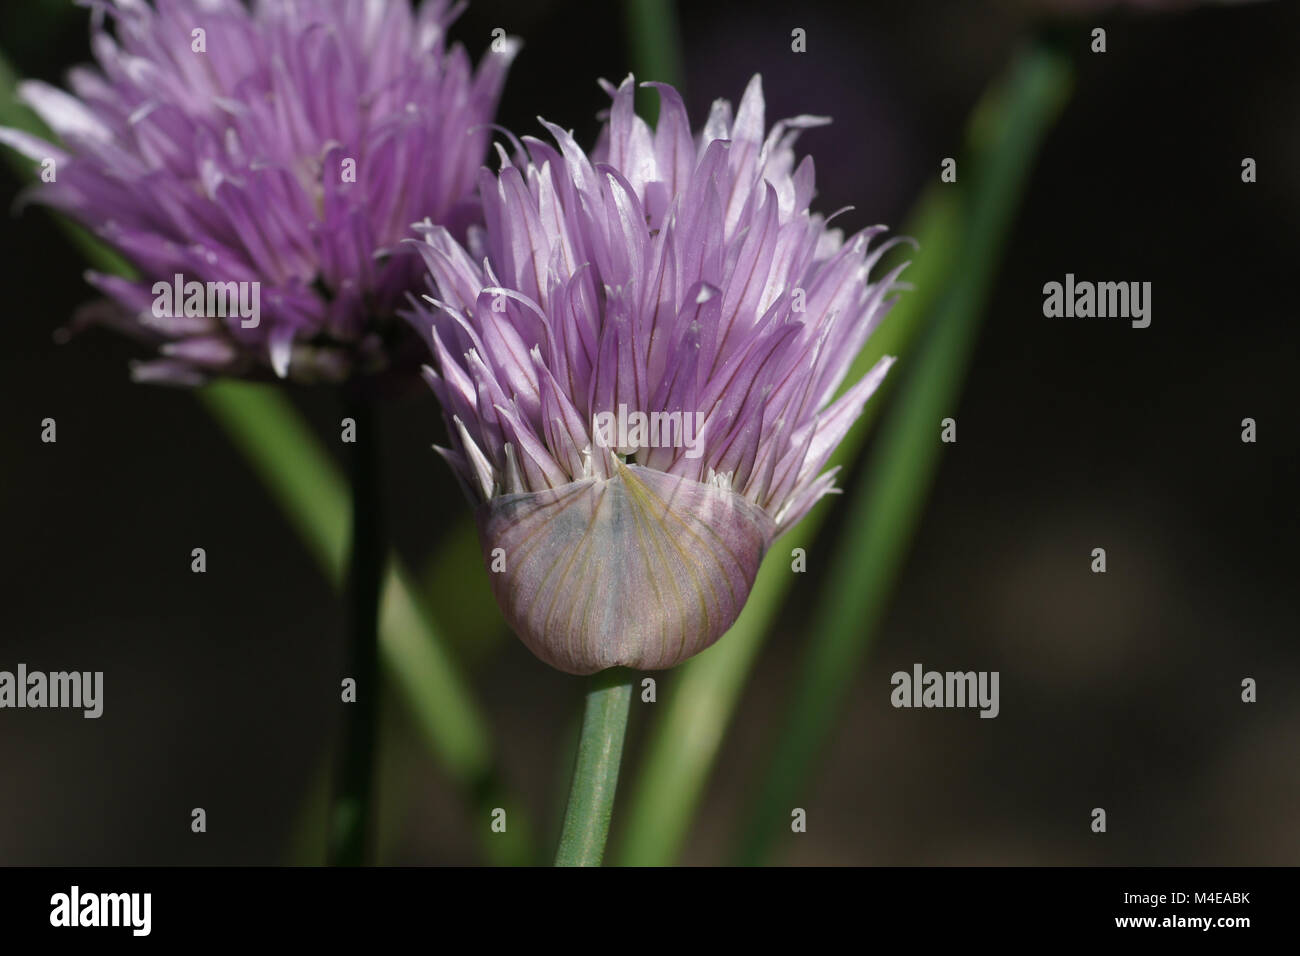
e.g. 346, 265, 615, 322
0, 0, 516, 385
414, 75, 905, 674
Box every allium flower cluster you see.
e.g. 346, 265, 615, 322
413, 76, 904, 673
1, 0, 515, 384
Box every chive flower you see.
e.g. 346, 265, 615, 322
0, 0, 516, 384
414, 75, 905, 673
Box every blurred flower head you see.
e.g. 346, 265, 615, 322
0, 0, 516, 385
413, 75, 905, 674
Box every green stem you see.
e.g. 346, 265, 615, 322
328, 394, 385, 865
624, 0, 684, 122
554, 669, 635, 866
733, 36, 1074, 867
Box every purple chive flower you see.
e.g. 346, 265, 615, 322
413, 75, 906, 675
0, 0, 516, 385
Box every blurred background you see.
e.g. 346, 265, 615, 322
0, 0, 1296, 865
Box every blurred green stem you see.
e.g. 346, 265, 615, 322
196, 385, 487, 777
618, 36, 1073, 867
554, 670, 634, 866
624, 0, 684, 121
328, 394, 384, 865
200, 384, 534, 865
733, 37, 1074, 866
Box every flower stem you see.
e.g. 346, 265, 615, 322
328, 392, 385, 866
554, 669, 634, 866
624, 0, 684, 122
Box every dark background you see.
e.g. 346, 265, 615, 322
0, 0, 1296, 865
